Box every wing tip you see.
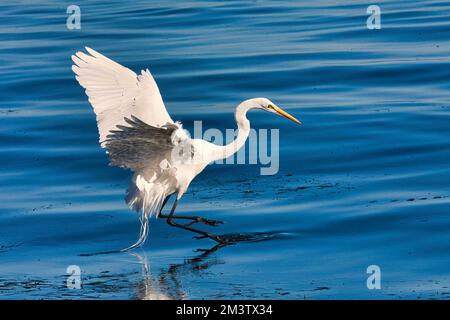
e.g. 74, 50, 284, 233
85, 46, 96, 56
71, 64, 81, 74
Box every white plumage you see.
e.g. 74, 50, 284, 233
72, 47, 301, 249
72, 47, 172, 143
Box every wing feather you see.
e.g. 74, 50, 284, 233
72, 47, 173, 145
104, 116, 179, 171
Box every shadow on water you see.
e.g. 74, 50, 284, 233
131, 245, 222, 299
132, 231, 279, 300
0, 231, 281, 299
79, 230, 280, 257
219, 231, 279, 243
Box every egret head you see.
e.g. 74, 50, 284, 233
249, 97, 301, 124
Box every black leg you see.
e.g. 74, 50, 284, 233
159, 194, 171, 213
158, 195, 223, 226
166, 198, 227, 244
193, 241, 229, 253
159, 213, 223, 226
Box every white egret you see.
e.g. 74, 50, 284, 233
72, 47, 301, 250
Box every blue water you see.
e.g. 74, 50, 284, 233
1, 0, 450, 299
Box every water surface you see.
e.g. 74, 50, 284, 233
1, 0, 450, 299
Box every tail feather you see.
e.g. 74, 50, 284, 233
122, 175, 166, 251
121, 211, 150, 251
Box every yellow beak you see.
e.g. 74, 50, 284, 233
273, 105, 302, 124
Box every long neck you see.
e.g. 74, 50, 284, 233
210, 102, 252, 162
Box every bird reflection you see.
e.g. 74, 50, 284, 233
131, 242, 229, 300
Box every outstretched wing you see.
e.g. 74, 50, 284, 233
72, 47, 173, 145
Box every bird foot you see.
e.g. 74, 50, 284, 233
184, 217, 223, 227
193, 242, 229, 254
193, 248, 210, 252
193, 234, 228, 244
